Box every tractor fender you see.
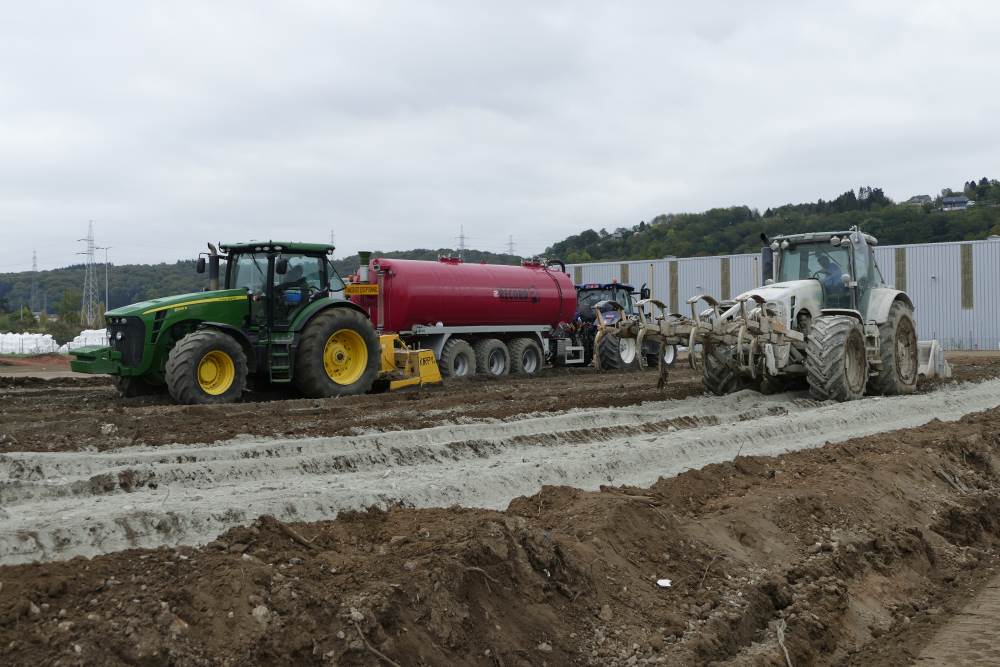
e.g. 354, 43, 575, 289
866, 289, 914, 324
197, 322, 258, 372
290, 298, 373, 335
819, 308, 864, 323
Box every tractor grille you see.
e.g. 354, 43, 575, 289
107, 317, 146, 367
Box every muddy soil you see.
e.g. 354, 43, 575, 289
1, 353, 997, 456
0, 366, 705, 454
4, 404, 1000, 665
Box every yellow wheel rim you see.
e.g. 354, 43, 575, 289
197, 350, 236, 395
323, 329, 368, 385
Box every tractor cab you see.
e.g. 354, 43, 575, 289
575, 283, 644, 325
210, 242, 346, 332
767, 230, 883, 316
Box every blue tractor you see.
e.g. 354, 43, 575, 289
573, 282, 677, 370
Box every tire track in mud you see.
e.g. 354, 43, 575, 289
3, 381, 1000, 564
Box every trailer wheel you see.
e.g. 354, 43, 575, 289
474, 338, 510, 377
645, 343, 677, 370
867, 300, 918, 396
165, 330, 248, 404
805, 315, 868, 402
702, 342, 743, 395
112, 376, 162, 398
438, 338, 475, 378
295, 308, 380, 398
508, 337, 543, 375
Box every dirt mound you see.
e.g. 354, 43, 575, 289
4, 407, 1000, 664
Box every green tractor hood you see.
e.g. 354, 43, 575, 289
106, 289, 249, 318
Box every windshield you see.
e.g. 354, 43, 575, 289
776, 244, 851, 284
229, 253, 267, 292
576, 287, 631, 316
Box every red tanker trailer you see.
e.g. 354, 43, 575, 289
348, 254, 587, 378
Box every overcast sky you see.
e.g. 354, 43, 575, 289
1, 1, 997, 272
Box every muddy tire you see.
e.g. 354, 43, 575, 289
702, 342, 743, 395
473, 338, 510, 377
165, 330, 248, 404
645, 343, 677, 370
294, 308, 380, 398
112, 376, 162, 398
597, 334, 638, 370
438, 338, 475, 378
508, 337, 543, 375
805, 315, 868, 402
867, 300, 918, 396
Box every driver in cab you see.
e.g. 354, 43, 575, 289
817, 255, 846, 295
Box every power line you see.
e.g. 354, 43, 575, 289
506, 235, 515, 255
456, 225, 467, 260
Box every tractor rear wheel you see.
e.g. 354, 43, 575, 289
508, 337, 543, 375
165, 330, 248, 404
438, 338, 475, 378
113, 375, 161, 398
702, 342, 743, 395
597, 334, 638, 370
867, 300, 918, 395
474, 338, 510, 377
295, 308, 380, 398
805, 315, 868, 401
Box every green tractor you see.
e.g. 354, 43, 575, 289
70, 241, 430, 404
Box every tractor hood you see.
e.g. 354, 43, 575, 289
106, 289, 249, 318
731, 280, 823, 325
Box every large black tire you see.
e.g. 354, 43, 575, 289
597, 334, 639, 370
112, 375, 162, 398
294, 308, 380, 398
165, 330, 248, 404
805, 315, 868, 402
702, 342, 743, 395
645, 343, 678, 370
473, 338, 510, 377
438, 338, 475, 378
867, 301, 918, 396
508, 337, 544, 375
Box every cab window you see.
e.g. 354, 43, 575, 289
230, 254, 267, 292
275, 256, 324, 290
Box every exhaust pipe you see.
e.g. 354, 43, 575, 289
207, 243, 220, 291
358, 251, 372, 282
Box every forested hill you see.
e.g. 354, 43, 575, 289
546, 181, 1000, 263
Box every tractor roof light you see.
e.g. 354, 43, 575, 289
780, 240, 790, 249
770, 241, 779, 251
830, 236, 841, 246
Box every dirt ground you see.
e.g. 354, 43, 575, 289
0, 353, 996, 455
2, 353, 1000, 666
3, 401, 1000, 665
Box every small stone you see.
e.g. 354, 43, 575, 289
100, 423, 118, 436
336, 630, 346, 639
288, 557, 303, 566
648, 635, 665, 651
807, 543, 822, 554
169, 616, 190, 635
57, 620, 74, 632
599, 604, 614, 621
29, 602, 41, 616
74, 644, 82, 654
252, 605, 271, 626
228, 543, 248, 554
349, 609, 365, 623
536, 641, 553, 653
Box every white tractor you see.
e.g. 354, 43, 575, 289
595, 227, 949, 401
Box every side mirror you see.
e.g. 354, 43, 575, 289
196, 257, 206, 273
275, 257, 289, 275
640, 286, 651, 300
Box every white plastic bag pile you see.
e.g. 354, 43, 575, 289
0, 332, 61, 355
58, 329, 109, 354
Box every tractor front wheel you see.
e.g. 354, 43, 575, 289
165, 330, 248, 404
702, 342, 743, 395
805, 315, 868, 402
295, 309, 380, 398
597, 334, 638, 370
867, 301, 918, 395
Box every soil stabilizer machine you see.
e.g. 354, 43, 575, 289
70, 241, 441, 404
594, 228, 950, 401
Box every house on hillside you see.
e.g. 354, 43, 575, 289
942, 195, 973, 211
903, 194, 932, 205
